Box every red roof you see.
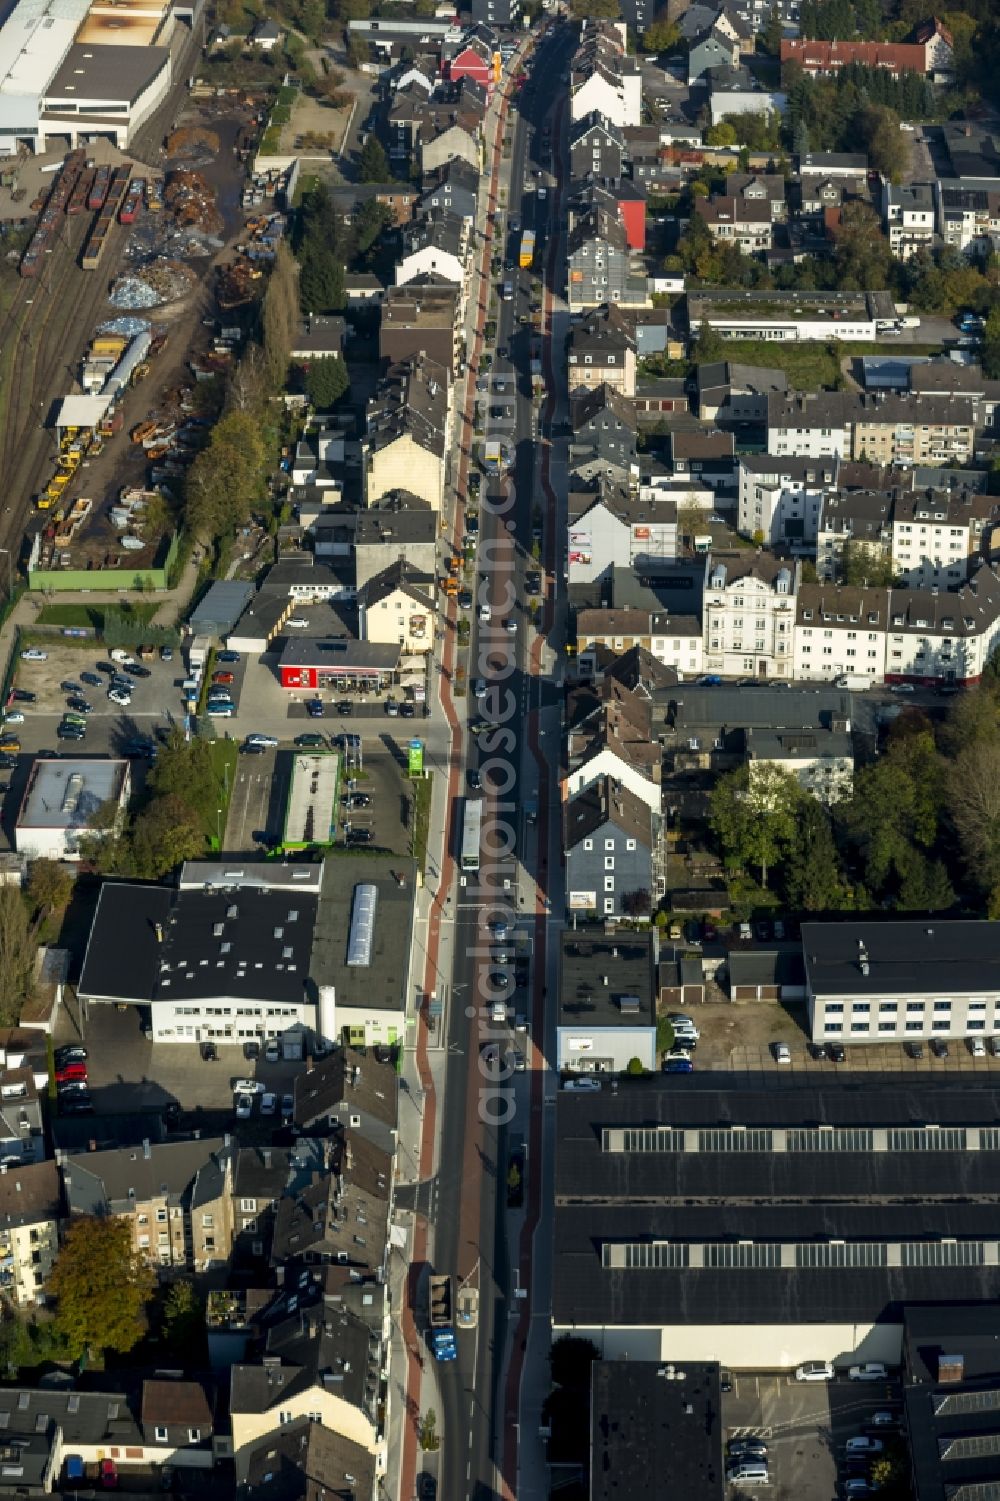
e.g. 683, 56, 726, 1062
781, 38, 929, 74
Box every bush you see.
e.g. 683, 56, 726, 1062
626, 1056, 645, 1075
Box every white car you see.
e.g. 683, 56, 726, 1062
234, 1094, 253, 1120
20, 649, 47, 662
503, 618, 517, 634
286, 618, 310, 630
795, 1361, 835, 1382
233, 1078, 264, 1095
846, 1437, 884, 1455
562, 1077, 601, 1092
108, 688, 132, 707
849, 1363, 888, 1383
773, 1042, 791, 1064
889, 684, 915, 694
969, 1036, 987, 1057
2, 712, 24, 725
474, 679, 487, 698
260, 1092, 277, 1115
265, 1040, 280, 1063
247, 734, 279, 749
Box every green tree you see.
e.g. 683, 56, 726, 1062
26, 859, 73, 918
49, 1217, 155, 1359
784, 798, 851, 912
570, 0, 620, 15
298, 241, 346, 314
261, 241, 300, 391
0, 887, 36, 1026
352, 198, 394, 262
162, 1280, 206, 1360
303, 354, 349, 408
982, 307, 1000, 381
185, 408, 269, 540
841, 538, 894, 586
626, 1056, 645, 1075
705, 121, 737, 147
640, 18, 679, 51
130, 794, 205, 879
358, 134, 391, 183
709, 763, 801, 888
762, 5, 783, 55
840, 729, 946, 905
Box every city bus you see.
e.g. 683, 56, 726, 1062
461, 797, 483, 873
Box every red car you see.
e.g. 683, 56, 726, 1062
212, 671, 234, 685
55, 1063, 87, 1084
99, 1460, 117, 1489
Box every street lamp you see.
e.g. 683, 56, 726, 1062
0, 548, 13, 602
216, 807, 222, 851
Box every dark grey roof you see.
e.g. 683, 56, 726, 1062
903, 1305, 1000, 1501
802, 920, 1000, 999
62, 1137, 230, 1216
664, 684, 853, 729
559, 932, 656, 1029
728, 948, 806, 988
355, 497, 437, 547
47, 43, 169, 106
231, 1304, 377, 1423
0, 1387, 142, 1460
78, 879, 318, 1008
564, 776, 652, 852
279, 639, 401, 673
591, 1361, 724, 1501
243, 1416, 376, 1501
310, 857, 417, 1014
293, 1048, 397, 1133
0, 1160, 60, 1230
189, 580, 255, 635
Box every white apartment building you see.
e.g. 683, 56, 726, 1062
767, 392, 853, 459
702, 553, 798, 681
793, 584, 889, 686
569, 493, 678, 587
737, 455, 837, 547
938, 185, 1000, 257
890, 491, 989, 588
884, 183, 936, 260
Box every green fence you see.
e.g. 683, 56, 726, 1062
28, 535, 179, 594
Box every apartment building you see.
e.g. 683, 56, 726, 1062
737, 454, 840, 548
747, 723, 854, 804
766, 391, 854, 459
938, 186, 1000, 257
815, 491, 892, 582
702, 553, 798, 681
803, 920, 1000, 1045
570, 384, 638, 488
851, 394, 975, 467
567, 304, 637, 397
884, 182, 936, 260
694, 194, 773, 254
569, 25, 642, 129
569, 484, 677, 588
567, 205, 649, 313
725, 171, 787, 222
564, 777, 656, 922
379, 281, 462, 376
61, 1138, 234, 1273
696, 362, 787, 425
363, 354, 451, 511
395, 211, 469, 296
0, 1161, 61, 1308
576, 607, 704, 682
563, 677, 666, 810
890, 488, 995, 587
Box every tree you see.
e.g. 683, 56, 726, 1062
570, 0, 619, 16
948, 740, 1000, 893
161, 1281, 206, 1360
358, 134, 390, 183
762, 5, 783, 55
857, 101, 906, 181
841, 538, 894, 586
626, 1056, 645, 1075
261, 241, 300, 391
351, 198, 394, 263
303, 354, 349, 408
840, 729, 946, 905
705, 121, 737, 147
26, 860, 73, 919
0, 887, 36, 1026
130, 794, 205, 879
709, 763, 801, 888
784, 799, 851, 912
298, 241, 345, 314
48, 1217, 155, 1358
419, 1409, 440, 1452
640, 18, 679, 52
982, 307, 1000, 381
185, 408, 269, 541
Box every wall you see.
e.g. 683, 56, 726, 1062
366, 437, 443, 511
551, 1321, 901, 1369
557, 1023, 656, 1072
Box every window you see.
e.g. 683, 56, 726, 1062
202, 1215, 214, 1229
604, 856, 615, 870
604, 838, 615, 850
604, 877, 615, 892
583, 838, 593, 851
155, 1427, 168, 1444
240, 1199, 257, 1214
603, 898, 614, 914
188, 1429, 201, 1444
156, 1208, 167, 1223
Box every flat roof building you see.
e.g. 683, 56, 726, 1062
281, 753, 339, 852
591, 1360, 725, 1501
554, 1079, 1000, 1369
279, 638, 400, 691
557, 931, 657, 1074
15, 756, 129, 861
311, 856, 417, 1047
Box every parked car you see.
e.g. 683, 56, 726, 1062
99, 1459, 118, 1489
773, 1042, 792, 1064
867, 1412, 901, 1431
286, 618, 310, 630
243, 1040, 260, 1061
55, 1065, 87, 1084
2, 712, 23, 725
234, 1094, 253, 1120
663, 1056, 693, 1074
260, 1092, 277, 1115
969, 1036, 987, 1056
265, 1041, 280, 1064
829, 1043, 846, 1063
905, 1040, 924, 1060
281, 1093, 294, 1122
307, 699, 325, 718
246, 734, 278, 749
201, 1042, 218, 1062
849, 1364, 889, 1384
80, 672, 101, 687
108, 688, 132, 707
335, 701, 353, 716
20, 648, 47, 662
845, 1436, 884, 1455
295, 733, 325, 748
727, 1438, 768, 1461
217, 651, 241, 663
66, 698, 94, 715
562, 1077, 601, 1091
930, 1038, 949, 1058
55, 1046, 87, 1065
213, 672, 235, 686
795, 1361, 835, 1382
11, 690, 36, 703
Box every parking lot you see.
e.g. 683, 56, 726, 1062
723, 1370, 904, 1501
11, 643, 185, 752
58, 1002, 304, 1139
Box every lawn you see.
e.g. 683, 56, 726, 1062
35, 603, 159, 630
205, 738, 239, 851
410, 774, 433, 875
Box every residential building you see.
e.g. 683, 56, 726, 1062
77, 863, 324, 1050
420, 120, 480, 175
737, 454, 841, 548
241, 1418, 377, 1501
779, 37, 940, 77
15, 757, 130, 861
803, 919, 1000, 1045
469, 0, 519, 28
379, 280, 462, 376
0, 1062, 45, 1166
938, 187, 1000, 257
292, 1048, 398, 1158
747, 722, 854, 803
567, 201, 649, 313
416, 158, 479, 227
707, 69, 786, 125
230, 1300, 387, 1480
445, 29, 496, 95
885, 182, 936, 259
564, 777, 656, 921
557, 931, 657, 1072
694, 193, 772, 253
766, 391, 854, 458
363, 354, 451, 512
354, 498, 438, 592
270, 1134, 392, 1279
725, 171, 787, 222
0, 1160, 61, 1308
357, 560, 435, 655
290, 315, 346, 365
815, 490, 893, 582
889, 488, 995, 587
569, 483, 678, 587
793, 581, 890, 685
570, 384, 638, 488
701, 552, 798, 681
61, 1137, 234, 1272
553, 1077, 1000, 1367
688, 27, 739, 82
569, 25, 642, 129
851, 394, 975, 467
567, 303, 637, 397
575, 606, 704, 682
668, 430, 735, 484
231, 1146, 296, 1270
569, 113, 626, 188
140, 1381, 216, 1469
661, 684, 853, 784
395, 210, 469, 295
695, 362, 787, 424
591, 1362, 725, 1501
563, 677, 665, 810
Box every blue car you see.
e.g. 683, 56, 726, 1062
307, 699, 325, 719
664, 1057, 693, 1074
217, 650, 241, 663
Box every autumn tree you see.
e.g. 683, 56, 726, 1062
184, 408, 269, 540
261, 241, 300, 391
640, 18, 679, 51
0, 887, 37, 1026
48, 1217, 155, 1358
26, 860, 73, 919
130, 795, 205, 880
709, 763, 801, 889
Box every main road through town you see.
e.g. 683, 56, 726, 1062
430, 23, 574, 1501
